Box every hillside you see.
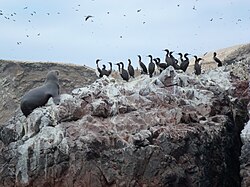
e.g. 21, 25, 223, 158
188, 43, 250, 72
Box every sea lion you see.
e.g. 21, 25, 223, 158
20, 70, 60, 117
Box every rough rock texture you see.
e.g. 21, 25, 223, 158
239, 60, 250, 187
224, 43, 250, 65
0, 60, 98, 125
0, 58, 249, 186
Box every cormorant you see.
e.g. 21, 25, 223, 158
180, 53, 190, 72
119, 62, 129, 82
194, 55, 203, 75
127, 59, 135, 78
147, 55, 155, 78
101, 65, 110, 77
107, 62, 112, 76
213, 52, 222, 67
169, 51, 180, 70
96, 59, 103, 77
116, 63, 121, 73
163, 49, 173, 66
177, 53, 184, 64
138, 55, 148, 74
153, 58, 168, 73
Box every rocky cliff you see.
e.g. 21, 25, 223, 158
0, 55, 249, 186
0, 60, 98, 125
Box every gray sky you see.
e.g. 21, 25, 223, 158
0, 0, 250, 68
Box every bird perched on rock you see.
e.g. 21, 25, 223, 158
153, 58, 168, 73
163, 49, 173, 67
107, 62, 112, 76
147, 55, 155, 78
194, 55, 203, 75
177, 53, 184, 64
96, 59, 112, 78
118, 62, 129, 82
180, 53, 190, 72
96, 59, 103, 77
127, 59, 135, 78
169, 52, 180, 70
138, 55, 147, 74
101, 65, 110, 77
213, 52, 222, 67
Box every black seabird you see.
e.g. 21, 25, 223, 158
213, 52, 222, 67
138, 55, 148, 74
180, 53, 190, 72
101, 65, 110, 77
153, 58, 168, 73
128, 59, 135, 78
194, 55, 203, 75
119, 62, 129, 82
169, 51, 180, 70
116, 63, 121, 73
177, 53, 184, 64
107, 62, 112, 76
163, 49, 173, 66
147, 55, 155, 78
96, 59, 103, 77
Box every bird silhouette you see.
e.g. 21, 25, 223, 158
138, 55, 147, 74
85, 15, 93, 21
194, 55, 203, 75
128, 59, 135, 78
180, 53, 190, 72
147, 55, 155, 78
213, 52, 222, 67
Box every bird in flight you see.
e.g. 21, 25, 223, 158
85, 15, 93, 21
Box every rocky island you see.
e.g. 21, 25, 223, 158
0, 44, 249, 187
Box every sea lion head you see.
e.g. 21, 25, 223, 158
45, 70, 59, 83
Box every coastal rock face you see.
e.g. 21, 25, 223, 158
0, 60, 249, 186
224, 43, 250, 65
0, 60, 98, 125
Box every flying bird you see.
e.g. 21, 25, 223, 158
85, 15, 93, 21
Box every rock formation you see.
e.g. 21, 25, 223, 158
0, 57, 249, 186
0, 60, 98, 125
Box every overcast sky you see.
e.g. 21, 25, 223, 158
0, 0, 249, 68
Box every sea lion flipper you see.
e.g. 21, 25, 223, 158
53, 95, 60, 105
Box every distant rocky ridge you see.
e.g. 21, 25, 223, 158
189, 43, 250, 71
0, 60, 98, 125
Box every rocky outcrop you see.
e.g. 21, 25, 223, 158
224, 43, 250, 65
0, 60, 98, 125
0, 59, 249, 186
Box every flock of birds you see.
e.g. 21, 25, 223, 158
96, 50, 223, 81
